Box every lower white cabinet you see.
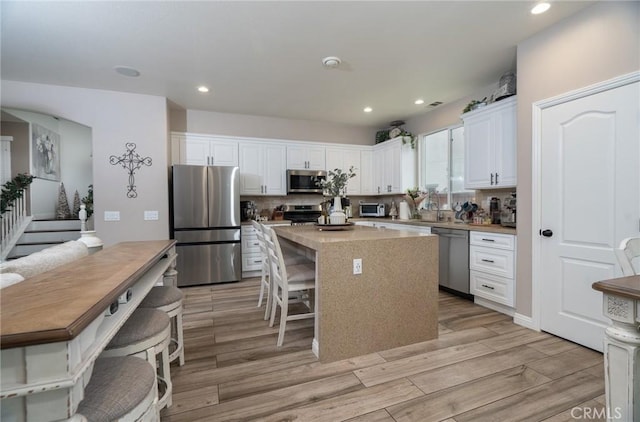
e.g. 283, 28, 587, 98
241, 222, 290, 274
470, 231, 516, 312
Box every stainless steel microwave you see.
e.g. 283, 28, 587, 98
360, 203, 385, 217
286, 169, 326, 194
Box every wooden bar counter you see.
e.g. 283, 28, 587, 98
592, 275, 640, 422
274, 225, 439, 362
1, 240, 176, 422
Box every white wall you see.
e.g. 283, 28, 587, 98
516, 1, 640, 317
1, 81, 169, 246
3, 108, 92, 219
183, 109, 374, 145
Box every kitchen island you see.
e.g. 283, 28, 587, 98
274, 224, 438, 362
0, 240, 176, 421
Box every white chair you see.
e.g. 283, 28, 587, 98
253, 221, 312, 320
615, 237, 640, 276
252, 220, 272, 318
263, 225, 316, 347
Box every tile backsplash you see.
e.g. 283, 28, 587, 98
242, 188, 515, 220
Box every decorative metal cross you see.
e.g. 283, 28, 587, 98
109, 142, 152, 198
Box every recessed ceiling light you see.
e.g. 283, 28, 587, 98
363, 107, 373, 113
322, 56, 342, 68
531, 2, 551, 14
114, 66, 140, 77
197, 86, 210, 93
414, 99, 425, 105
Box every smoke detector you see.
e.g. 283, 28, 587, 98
322, 56, 342, 68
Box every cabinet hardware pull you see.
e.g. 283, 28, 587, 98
253, 260, 262, 263
481, 284, 495, 290
495, 173, 499, 184
481, 259, 495, 263
490, 173, 494, 185
481, 238, 495, 242
253, 242, 259, 246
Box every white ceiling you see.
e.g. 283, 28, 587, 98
1, 1, 594, 128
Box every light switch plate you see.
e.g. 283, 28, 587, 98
144, 210, 159, 221
104, 211, 120, 221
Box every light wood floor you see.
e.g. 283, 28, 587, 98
162, 278, 606, 422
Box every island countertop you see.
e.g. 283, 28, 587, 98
0, 240, 176, 349
274, 224, 431, 251
273, 224, 438, 362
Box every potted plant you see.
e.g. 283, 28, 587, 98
316, 167, 356, 223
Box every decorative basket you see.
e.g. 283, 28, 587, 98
496, 72, 516, 100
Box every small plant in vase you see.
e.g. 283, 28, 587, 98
315, 167, 356, 223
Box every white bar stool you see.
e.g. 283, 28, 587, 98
102, 308, 173, 410
139, 286, 185, 366
77, 356, 158, 422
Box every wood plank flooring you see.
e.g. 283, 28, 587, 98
162, 278, 606, 422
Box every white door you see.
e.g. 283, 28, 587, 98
539, 81, 640, 352
181, 137, 210, 165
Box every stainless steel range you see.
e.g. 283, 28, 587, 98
282, 204, 322, 225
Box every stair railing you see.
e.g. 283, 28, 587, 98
1, 191, 33, 261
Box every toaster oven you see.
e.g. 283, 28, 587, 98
359, 203, 385, 217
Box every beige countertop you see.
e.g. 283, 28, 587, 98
273, 224, 431, 251
354, 218, 517, 235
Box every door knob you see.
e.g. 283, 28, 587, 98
540, 229, 553, 237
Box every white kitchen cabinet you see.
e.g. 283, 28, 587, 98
462, 96, 516, 189
239, 142, 286, 195
325, 146, 362, 195
372, 137, 416, 194
172, 133, 239, 166
241, 222, 291, 275
286, 145, 325, 170
359, 149, 377, 195
469, 230, 516, 314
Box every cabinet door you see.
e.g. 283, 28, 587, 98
286, 146, 308, 169
210, 141, 239, 166
493, 104, 517, 187
463, 115, 494, 189
306, 146, 326, 170
373, 146, 386, 194
325, 147, 361, 195
263, 143, 287, 195
286, 145, 325, 170
359, 149, 376, 195
181, 137, 211, 165
239, 144, 264, 195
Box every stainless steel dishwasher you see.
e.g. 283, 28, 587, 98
431, 227, 471, 298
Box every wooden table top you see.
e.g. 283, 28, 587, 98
0, 240, 175, 349
592, 274, 640, 301
273, 225, 431, 251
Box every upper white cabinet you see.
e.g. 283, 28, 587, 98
239, 142, 287, 195
286, 145, 325, 170
325, 146, 362, 195
359, 149, 376, 195
172, 133, 239, 166
462, 96, 517, 189
373, 137, 416, 194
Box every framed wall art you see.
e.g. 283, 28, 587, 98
31, 123, 60, 181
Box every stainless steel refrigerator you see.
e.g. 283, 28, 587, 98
170, 165, 241, 286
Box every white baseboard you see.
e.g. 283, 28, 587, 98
514, 313, 539, 331
312, 338, 319, 358
474, 297, 515, 317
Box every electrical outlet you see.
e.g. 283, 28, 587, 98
144, 210, 159, 221
104, 211, 120, 221
353, 258, 362, 275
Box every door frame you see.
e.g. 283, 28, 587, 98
529, 70, 640, 331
